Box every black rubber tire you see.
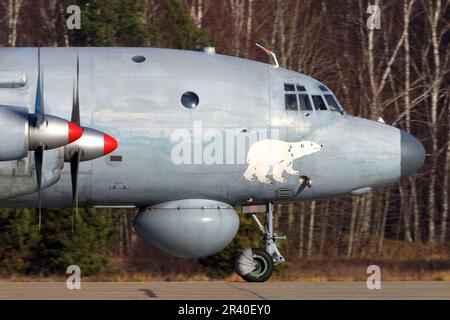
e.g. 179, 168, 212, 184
238, 248, 274, 282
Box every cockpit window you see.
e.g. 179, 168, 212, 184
285, 94, 298, 111
296, 85, 306, 92
284, 83, 309, 111
298, 94, 313, 111
312, 95, 327, 110
318, 85, 329, 92
324, 94, 342, 112
284, 83, 295, 91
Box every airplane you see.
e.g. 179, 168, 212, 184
0, 46, 425, 282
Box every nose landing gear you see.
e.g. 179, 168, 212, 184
235, 203, 286, 282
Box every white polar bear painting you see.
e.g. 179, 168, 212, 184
243, 139, 322, 184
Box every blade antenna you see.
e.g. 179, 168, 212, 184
255, 43, 279, 69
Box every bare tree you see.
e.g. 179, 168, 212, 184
183, 0, 213, 29
228, 0, 246, 56
422, 0, 449, 242
347, 197, 360, 258
366, 0, 407, 119
298, 203, 305, 258
441, 94, 450, 242
306, 201, 316, 258
4, 0, 24, 47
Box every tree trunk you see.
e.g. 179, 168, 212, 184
347, 197, 359, 258
399, 185, 413, 242
230, 0, 245, 56
378, 190, 390, 252
119, 211, 124, 256
373, 192, 385, 252
411, 179, 421, 242
287, 203, 294, 243
426, 0, 442, 243
319, 200, 329, 257
306, 201, 316, 258
298, 203, 305, 258
7, 0, 24, 47
244, 0, 253, 57
441, 98, 450, 242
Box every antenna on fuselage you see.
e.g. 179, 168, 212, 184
256, 43, 279, 69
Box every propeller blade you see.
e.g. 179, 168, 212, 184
71, 55, 80, 125
70, 150, 80, 207
35, 48, 45, 126
35, 146, 43, 231
70, 56, 82, 232
70, 151, 81, 233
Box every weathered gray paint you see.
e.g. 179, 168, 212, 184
0, 47, 425, 208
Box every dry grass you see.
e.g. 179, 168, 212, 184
274, 240, 450, 281
1, 240, 450, 282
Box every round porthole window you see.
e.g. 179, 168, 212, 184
131, 55, 146, 63
181, 92, 199, 109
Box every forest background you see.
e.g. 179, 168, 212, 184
0, 0, 449, 281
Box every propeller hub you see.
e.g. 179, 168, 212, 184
68, 122, 83, 143
64, 127, 118, 162
104, 133, 118, 155
29, 115, 83, 150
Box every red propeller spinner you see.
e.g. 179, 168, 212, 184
103, 133, 118, 155
68, 122, 83, 144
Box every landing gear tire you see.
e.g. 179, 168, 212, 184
235, 203, 286, 282
235, 248, 274, 282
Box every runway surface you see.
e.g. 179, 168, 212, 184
1, 281, 450, 299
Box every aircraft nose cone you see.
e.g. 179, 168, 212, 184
400, 130, 425, 179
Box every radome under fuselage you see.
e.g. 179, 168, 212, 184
0, 47, 423, 208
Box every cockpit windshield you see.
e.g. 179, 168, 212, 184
283, 83, 343, 113
324, 94, 342, 112
298, 93, 313, 111
312, 95, 327, 110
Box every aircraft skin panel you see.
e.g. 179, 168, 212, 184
0, 48, 403, 207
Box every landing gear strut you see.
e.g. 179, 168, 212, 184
235, 203, 286, 282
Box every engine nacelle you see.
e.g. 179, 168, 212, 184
0, 105, 82, 161
133, 199, 240, 258
0, 106, 29, 160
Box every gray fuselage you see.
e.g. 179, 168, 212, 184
0, 47, 425, 208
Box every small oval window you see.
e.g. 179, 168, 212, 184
131, 55, 146, 63
181, 92, 199, 109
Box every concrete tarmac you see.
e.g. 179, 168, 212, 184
0, 281, 450, 300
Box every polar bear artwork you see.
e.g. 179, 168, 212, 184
243, 139, 322, 184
